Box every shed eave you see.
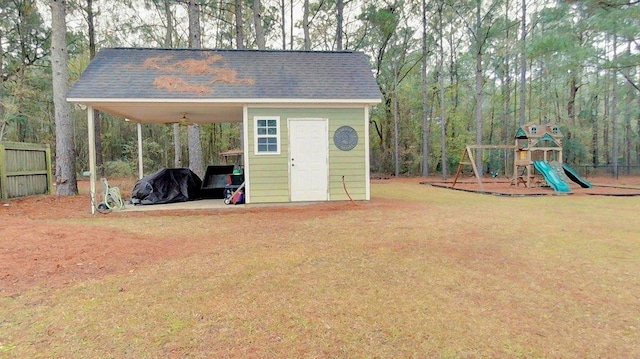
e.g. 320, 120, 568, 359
67, 97, 382, 105
67, 97, 381, 125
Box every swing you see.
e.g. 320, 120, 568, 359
452, 145, 516, 189
487, 151, 503, 178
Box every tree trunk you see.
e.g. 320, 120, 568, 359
163, 0, 181, 169
568, 74, 578, 124
611, 35, 618, 178
235, 0, 245, 152
421, 0, 429, 177
253, 0, 266, 49
474, 0, 484, 175
188, 125, 203, 176
51, 0, 78, 195
624, 41, 632, 174
502, 0, 511, 144
438, 2, 447, 179
591, 90, 599, 166
173, 124, 182, 167
592, 116, 598, 166
637, 85, 640, 167
336, 0, 343, 50
86, 0, 103, 175
518, 0, 526, 126
0, 28, 5, 141
281, 0, 286, 50
393, 61, 400, 177
303, 0, 310, 50
188, 0, 204, 178
603, 92, 609, 165
164, 0, 173, 47
235, 0, 244, 49
602, 34, 610, 166
188, 0, 201, 48
637, 96, 640, 168
214, 0, 225, 48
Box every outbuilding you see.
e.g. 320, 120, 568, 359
67, 48, 381, 208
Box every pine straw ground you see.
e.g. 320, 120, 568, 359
1, 178, 639, 358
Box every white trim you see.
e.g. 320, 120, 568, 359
254, 116, 281, 155
87, 106, 97, 214
242, 106, 250, 204
287, 119, 292, 201
246, 103, 374, 109
67, 97, 382, 105
364, 107, 371, 201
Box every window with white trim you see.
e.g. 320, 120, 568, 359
254, 116, 280, 154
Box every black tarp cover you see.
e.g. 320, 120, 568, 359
131, 168, 202, 205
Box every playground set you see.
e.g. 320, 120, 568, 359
452, 123, 592, 193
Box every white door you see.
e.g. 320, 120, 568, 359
289, 119, 328, 201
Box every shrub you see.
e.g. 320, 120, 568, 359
104, 160, 134, 177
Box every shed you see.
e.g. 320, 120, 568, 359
67, 48, 382, 210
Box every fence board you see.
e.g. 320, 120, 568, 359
0, 142, 53, 200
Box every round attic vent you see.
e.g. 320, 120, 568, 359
334, 126, 358, 151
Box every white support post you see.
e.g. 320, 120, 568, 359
137, 122, 144, 179
242, 106, 250, 203
87, 106, 97, 214
364, 106, 371, 201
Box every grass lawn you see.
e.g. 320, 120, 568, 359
1, 180, 639, 358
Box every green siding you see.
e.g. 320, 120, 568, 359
246, 109, 290, 203
327, 108, 367, 201
247, 107, 368, 203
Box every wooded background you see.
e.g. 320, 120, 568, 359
1, 0, 638, 194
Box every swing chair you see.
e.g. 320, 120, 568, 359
486, 148, 512, 179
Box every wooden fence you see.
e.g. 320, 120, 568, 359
0, 142, 53, 200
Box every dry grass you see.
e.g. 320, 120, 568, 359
2, 180, 640, 358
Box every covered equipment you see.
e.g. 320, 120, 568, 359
131, 168, 202, 205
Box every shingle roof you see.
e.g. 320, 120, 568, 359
67, 48, 381, 102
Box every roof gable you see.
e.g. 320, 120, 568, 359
68, 48, 382, 103
515, 122, 564, 140
533, 133, 560, 147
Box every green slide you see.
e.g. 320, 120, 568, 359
533, 161, 571, 192
562, 163, 592, 188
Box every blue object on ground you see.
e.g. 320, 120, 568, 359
562, 163, 592, 188
533, 161, 571, 192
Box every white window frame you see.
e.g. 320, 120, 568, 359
254, 116, 281, 155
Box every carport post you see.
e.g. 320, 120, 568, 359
137, 122, 143, 179
87, 106, 97, 215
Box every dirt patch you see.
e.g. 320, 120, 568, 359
0, 178, 372, 295
0, 192, 201, 294
424, 175, 640, 196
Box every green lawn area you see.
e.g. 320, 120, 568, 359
2, 180, 639, 358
